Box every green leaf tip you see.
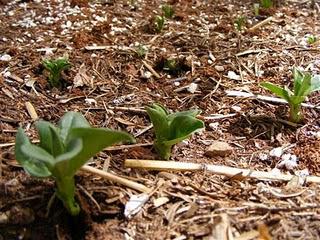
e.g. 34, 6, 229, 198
146, 103, 204, 160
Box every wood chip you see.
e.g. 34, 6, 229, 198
25, 101, 39, 121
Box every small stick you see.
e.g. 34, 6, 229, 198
225, 90, 320, 110
25, 102, 38, 121
80, 165, 151, 193
248, 17, 273, 32
105, 143, 153, 151
142, 60, 161, 79
124, 159, 320, 184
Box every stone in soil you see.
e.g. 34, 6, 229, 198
205, 141, 233, 157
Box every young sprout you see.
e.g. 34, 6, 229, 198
154, 15, 165, 33
253, 3, 260, 16
146, 103, 204, 160
162, 4, 175, 19
307, 35, 317, 45
164, 58, 178, 72
260, 0, 273, 8
234, 16, 246, 32
135, 44, 148, 58
260, 68, 320, 123
42, 57, 71, 88
15, 112, 135, 216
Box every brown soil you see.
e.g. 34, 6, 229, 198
1, 0, 320, 239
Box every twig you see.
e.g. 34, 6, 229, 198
105, 142, 153, 151
80, 165, 151, 193
134, 125, 153, 137
225, 90, 320, 110
124, 159, 320, 184
142, 60, 161, 79
248, 17, 273, 32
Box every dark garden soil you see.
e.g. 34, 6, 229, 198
1, 0, 320, 239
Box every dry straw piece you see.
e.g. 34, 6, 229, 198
124, 159, 320, 184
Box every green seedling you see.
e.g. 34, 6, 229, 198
162, 4, 175, 19
164, 58, 178, 72
260, 68, 320, 123
253, 3, 260, 16
260, 0, 273, 8
234, 16, 246, 32
307, 35, 317, 45
146, 103, 204, 160
154, 15, 165, 33
42, 57, 71, 88
15, 112, 135, 216
135, 44, 148, 58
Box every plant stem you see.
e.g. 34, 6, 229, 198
289, 104, 302, 123
55, 176, 80, 216
154, 142, 172, 160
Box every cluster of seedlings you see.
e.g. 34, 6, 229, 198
16, 58, 320, 216
16, 0, 320, 217
15, 105, 204, 215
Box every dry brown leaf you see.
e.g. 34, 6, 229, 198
73, 63, 93, 88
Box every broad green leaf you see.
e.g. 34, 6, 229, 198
53, 139, 83, 176
36, 121, 64, 157
293, 68, 305, 95
296, 73, 312, 97
260, 82, 291, 102
15, 128, 51, 177
164, 115, 204, 146
146, 105, 170, 142
58, 112, 91, 143
65, 128, 135, 175
167, 109, 201, 122
311, 75, 320, 92
20, 144, 55, 169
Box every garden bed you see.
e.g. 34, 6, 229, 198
0, 0, 320, 239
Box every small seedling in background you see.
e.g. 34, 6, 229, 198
260, 68, 320, 123
42, 57, 71, 88
260, 0, 273, 8
253, 3, 260, 16
162, 4, 175, 19
163, 58, 178, 72
135, 44, 148, 58
234, 16, 246, 32
307, 35, 317, 45
146, 103, 204, 160
154, 15, 165, 33
15, 112, 135, 216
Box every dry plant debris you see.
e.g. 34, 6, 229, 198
0, 0, 320, 239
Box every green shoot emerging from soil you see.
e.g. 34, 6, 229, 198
260, 0, 273, 8
253, 3, 260, 16
146, 103, 204, 160
15, 112, 135, 216
234, 16, 246, 32
307, 35, 317, 45
135, 44, 148, 58
162, 4, 174, 19
260, 68, 320, 123
42, 57, 71, 88
154, 15, 165, 33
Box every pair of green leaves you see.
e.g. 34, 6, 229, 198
42, 58, 71, 89
146, 103, 204, 160
261, 68, 320, 123
15, 112, 135, 215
